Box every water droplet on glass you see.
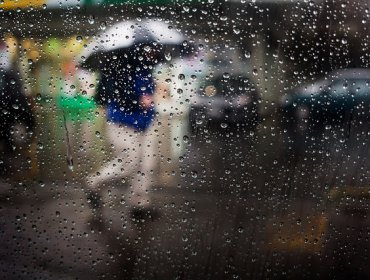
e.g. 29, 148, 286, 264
88, 15, 95, 24
100, 21, 107, 30
165, 52, 172, 61
67, 157, 74, 171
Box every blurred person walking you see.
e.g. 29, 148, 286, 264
78, 20, 193, 222
85, 50, 159, 221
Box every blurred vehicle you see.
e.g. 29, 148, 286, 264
281, 68, 370, 134
189, 47, 260, 132
0, 70, 35, 151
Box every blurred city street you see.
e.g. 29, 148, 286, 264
1, 0, 370, 279
1, 101, 370, 279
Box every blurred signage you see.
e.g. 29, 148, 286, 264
1, 0, 197, 9
0, 0, 45, 10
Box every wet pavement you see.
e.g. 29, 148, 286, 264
1, 102, 370, 279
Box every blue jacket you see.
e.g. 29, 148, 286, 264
98, 67, 155, 131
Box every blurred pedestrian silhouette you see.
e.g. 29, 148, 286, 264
79, 20, 194, 222
85, 48, 159, 220
0, 39, 34, 152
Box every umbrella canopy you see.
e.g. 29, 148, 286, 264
78, 19, 193, 69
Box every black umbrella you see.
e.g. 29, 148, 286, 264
78, 19, 194, 69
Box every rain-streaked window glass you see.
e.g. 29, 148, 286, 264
1, 0, 370, 279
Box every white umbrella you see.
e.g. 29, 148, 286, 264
79, 19, 191, 69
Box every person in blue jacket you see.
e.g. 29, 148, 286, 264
85, 50, 158, 220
